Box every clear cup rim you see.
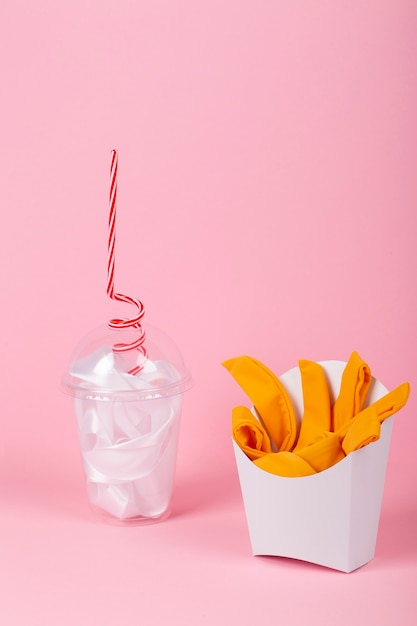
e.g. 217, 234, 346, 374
61, 370, 193, 402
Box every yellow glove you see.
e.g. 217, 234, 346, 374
222, 356, 297, 451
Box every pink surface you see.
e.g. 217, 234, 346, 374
1, 1, 416, 624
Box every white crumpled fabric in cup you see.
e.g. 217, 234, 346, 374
70, 347, 183, 521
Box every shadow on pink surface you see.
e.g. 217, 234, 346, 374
172, 468, 241, 519
2, 453, 416, 574
0, 461, 91, 522
373, 462, 417, 568
376, 505, 417, 567
0, 454, 241, 524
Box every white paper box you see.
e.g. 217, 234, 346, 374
233, 360, 393, 572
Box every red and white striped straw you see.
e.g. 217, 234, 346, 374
107, 149, 146, 369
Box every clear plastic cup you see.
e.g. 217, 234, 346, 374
62, 323, 192, 524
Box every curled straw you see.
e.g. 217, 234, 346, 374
108, 149, 146, 373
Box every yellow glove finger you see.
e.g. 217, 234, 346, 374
222, 356, 297, 451
254, 451, 317, 478
294, 360, 331, 450
332, 351, 372, 431
232, 405, 272, 461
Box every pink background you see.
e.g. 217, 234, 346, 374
1, 1, 416, 624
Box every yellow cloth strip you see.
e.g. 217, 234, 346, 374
337, 382, 410, 454
232, 405, 272, 460
226, 350, 410, 478
254, 451, 317, 478
332, 351, 372, 431
342, 406, 380, 455
222, 356, 297, 451
250, 383, 410, 477
296, 433, 345, 472
336, 382, 410, 437
294, 360, 331, 450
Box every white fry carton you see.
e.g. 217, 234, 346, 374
233, 360, 393, 572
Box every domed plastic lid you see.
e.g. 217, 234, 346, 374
62, 323, 193, 401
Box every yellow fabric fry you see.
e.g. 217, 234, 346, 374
294, 360, 331, 450
332, 351, 372, 431
225, 352, 410, 478
222, 356, 297, 451
296, 433, 345, 472
232, 405, 272, 461
336, 382, 410, 437
254, 451, 317, 478
253, 434, 345, 477
337, 381, 410, 454
250, 385, 410, 476
370, 382, 410, 424
342, 406, 380, 455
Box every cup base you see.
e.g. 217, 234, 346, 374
88, 504, 172, 526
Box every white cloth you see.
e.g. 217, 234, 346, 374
71, 348, 183, 520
